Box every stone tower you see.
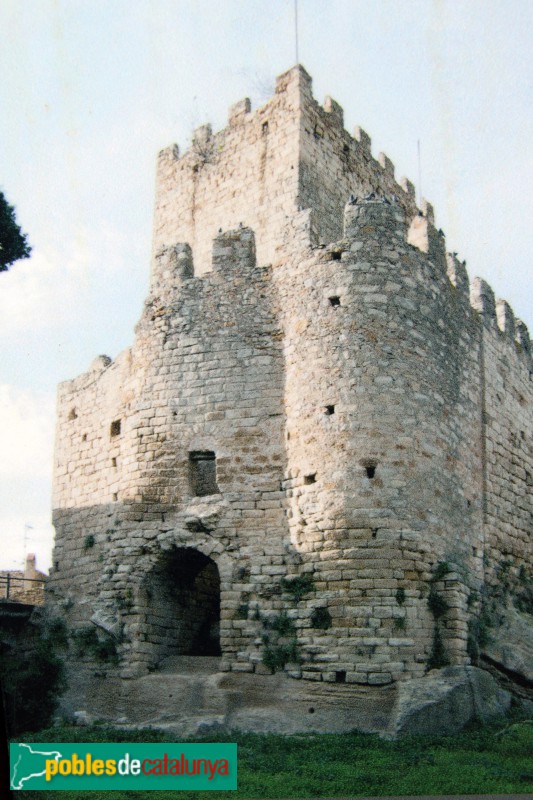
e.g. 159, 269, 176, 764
49, 66, 532, 733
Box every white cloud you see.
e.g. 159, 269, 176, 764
0, 510, 54, 574
0, 217, 141, 338
0, 245, 86, 336
0, 384, 55, 479
0, 385, 56, 571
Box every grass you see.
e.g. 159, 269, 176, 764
13, 717, 533, 798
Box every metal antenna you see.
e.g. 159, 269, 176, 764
294, 0, 299, 64
417, 139, 422, 207
23, 523, 33, 563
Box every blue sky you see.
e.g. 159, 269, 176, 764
1, 0, 531, 571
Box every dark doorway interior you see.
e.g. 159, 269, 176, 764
144, 547, 221, 662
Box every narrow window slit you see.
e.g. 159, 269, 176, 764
361, 459, 378, 480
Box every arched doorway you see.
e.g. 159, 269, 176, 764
143, 547, 221, 663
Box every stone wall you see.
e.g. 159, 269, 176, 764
472, 285, 533, 600
48, 65, 531, 718
271, 200, 488, 681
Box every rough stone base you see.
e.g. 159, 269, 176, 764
389, 666, 512, 738
481, 606, 533, 684
59, 656, 395, 736
58, 660, 518, 738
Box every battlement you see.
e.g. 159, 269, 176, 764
152, 64, 424, 278
343, 196, 406, 239
150, 186, 531, 370
151, 64, 528, 362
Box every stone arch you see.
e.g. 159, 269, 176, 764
142, 545, 221, 665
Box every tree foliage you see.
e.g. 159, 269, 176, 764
0, 631, 65, 735
0, 190, 32, 272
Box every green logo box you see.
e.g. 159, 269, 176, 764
10, 742, 237, 791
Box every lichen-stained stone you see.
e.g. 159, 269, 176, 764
481, 605, 533, 684
390, 666, 512, 737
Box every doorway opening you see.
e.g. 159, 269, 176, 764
144, 547, 221, 662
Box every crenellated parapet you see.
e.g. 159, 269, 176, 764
152, 64, 426, 277
228, 97, 251, 125
150, 181, 531, 375
446, 253, 470, 300
496, 299, 515, 339
470, 277, 496, 323
468, 277, 531, 364
151, 62, 531, 386
515, 319, 531, 354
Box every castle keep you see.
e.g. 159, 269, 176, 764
49, 66, 532, 732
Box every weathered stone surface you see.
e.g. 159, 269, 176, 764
390, 666, 512, 737
59, 658, 396, 735
481, 606, 533, 683
48, 65, 531, 732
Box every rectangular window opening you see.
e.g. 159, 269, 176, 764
110, 419, 121, 437
304, 473, 316, 485
325, 405, 335, 416
331, 251, 342, 261
335, 670, 346, 683
329, 296, 341, 307
189, 451, 219, 497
